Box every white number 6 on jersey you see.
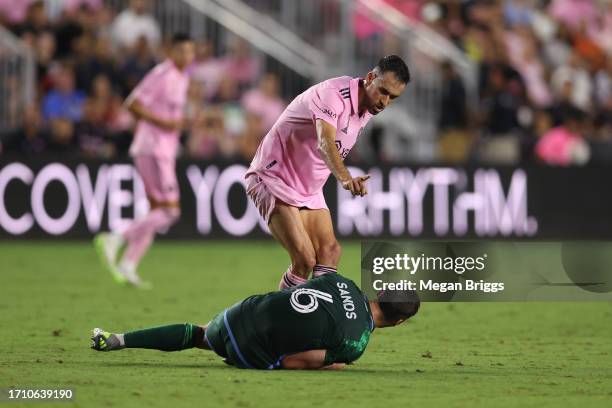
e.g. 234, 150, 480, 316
290, 288, 333, 313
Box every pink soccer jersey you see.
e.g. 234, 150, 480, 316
246, 76, 372, 208
127, 60, 190, 160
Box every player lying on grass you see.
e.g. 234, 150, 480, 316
91, 272, 419, 369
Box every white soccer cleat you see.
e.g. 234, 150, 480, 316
118, 261, 153, 290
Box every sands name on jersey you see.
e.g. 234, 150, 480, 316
337, 282, 357, 319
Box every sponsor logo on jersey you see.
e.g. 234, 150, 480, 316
335, 140, 350, 160
320, 107, 337, 119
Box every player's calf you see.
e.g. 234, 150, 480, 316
279, 247, 316, 289
90, 323, 204, 352
313, 240, 342, 277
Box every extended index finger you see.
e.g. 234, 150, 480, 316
359, 174, 371, 181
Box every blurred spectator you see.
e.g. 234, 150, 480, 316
120, 36, 157, 94
53, 4, 88, 58
479, 65, 522, 136
1, 104, 47, 155
439, 61, 467, 130
526, 109, 554, 161
111, 0, 161, 52
76, 73, 133, 158
33, 31, 56, 83
549, 0, 597, 31
42, 64, 86, 122
241, 73, 285, 132
542, 24, 572, 68
505, 26, 552, 107
63, 0, 103, 15
238, 111, 265, 161
551, 51, 593, 111
187, 69, 245, 159
572, 23, 606, 73
503, 0, 533, 27
90, 74, 132, 131
594, 56, 611, 107
592, 3, 612, 56
188, 41, 225, 101
77, 99, 114, 157
187, 107, 236, 159
354, 0, 423, 38
222, 37, 261, 90
535, 106, 590, 166
212, 75, 243, 136
39, 63, 83, 153
0, 0, 32, 27
46, 117, 77, 153
75, 35, 120, 93
438, 61, 471, 163
14, 1, 50, 37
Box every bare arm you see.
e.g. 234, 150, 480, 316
316, 119, 351, 182
280, 349, 346, 370
125, 98, 182, 131
315, 119, 370, 196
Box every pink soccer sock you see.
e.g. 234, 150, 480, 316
279, 266, 308, 290
313, 264, 337, 278
122, 207, 180, 265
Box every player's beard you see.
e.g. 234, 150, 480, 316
369, 105, 383, 115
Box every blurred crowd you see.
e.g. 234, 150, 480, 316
433, 0, 611, 166
355, 0, 611, 165
0, 0, 286, 160
0, 0, 610, 166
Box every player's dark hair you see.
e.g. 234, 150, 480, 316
171, 32, 192, 45
377, 289, 420, 322
375, 55, 411, 84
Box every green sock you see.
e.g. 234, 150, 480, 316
123, 323, 201, 351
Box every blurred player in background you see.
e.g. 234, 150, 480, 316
94, 33, 195, 288
91, 272, 420, 370
246, 55, 410, 289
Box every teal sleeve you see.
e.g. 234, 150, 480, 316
324, 329, 371, 365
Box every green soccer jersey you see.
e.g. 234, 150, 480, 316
223, 273, 375, 369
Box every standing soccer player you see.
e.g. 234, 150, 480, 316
246, 55, 410, 289
94, 33, 195, 288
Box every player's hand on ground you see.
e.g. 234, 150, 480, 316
342, 175, 370, 197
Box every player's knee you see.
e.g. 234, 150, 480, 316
162, 206, 181, 224
318, 240, 342, 265
168, 207, 181, 223
194, 325, 208, 349
294, 252, 317, 274
151, 207, 180, 234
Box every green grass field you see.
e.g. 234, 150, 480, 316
1, 241, 611, 407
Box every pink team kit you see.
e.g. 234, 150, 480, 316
128, 60, 189, 203
121, 60, 189, 265
246, 76, 373, 222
